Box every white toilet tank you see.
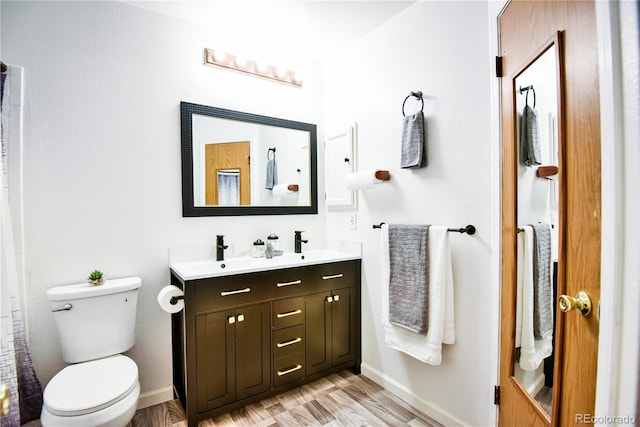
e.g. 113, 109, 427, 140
46, 277, 141, 363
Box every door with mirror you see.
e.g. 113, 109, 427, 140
498, 1, 601, 425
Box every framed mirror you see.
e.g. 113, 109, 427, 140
180, 102, 318, 216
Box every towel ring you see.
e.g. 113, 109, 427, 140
519, 85, 536, 108
267, 147, 276, 159
402, 91, 424, 116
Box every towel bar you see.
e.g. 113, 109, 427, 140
372, 222, 476, 235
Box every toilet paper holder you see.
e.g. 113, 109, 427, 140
374, 170, 390, 181
170, 295, 184, 305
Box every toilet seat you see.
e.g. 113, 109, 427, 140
43, 355, 138, 416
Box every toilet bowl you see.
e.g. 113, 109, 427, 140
42, 277, 142, 427
41, 355, 140, 427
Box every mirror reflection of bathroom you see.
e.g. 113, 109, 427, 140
192, 113, 312, 208
514, 43, 559, 417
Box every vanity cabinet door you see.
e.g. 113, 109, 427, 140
305, 287, 356, 376
195, 310, 236, 412
330, 287, 356, 367
304, 291, 332, 376
235, 302, 271, 400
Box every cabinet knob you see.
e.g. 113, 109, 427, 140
334, 294, 340, 302
228, 316, 236, 324
237, 314, 245, 322
326, 296, 333, 303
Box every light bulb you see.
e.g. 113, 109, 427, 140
212, 50, 227, 63
234, 56, 248, 68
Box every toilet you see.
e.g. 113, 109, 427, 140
41, 277, 142, 427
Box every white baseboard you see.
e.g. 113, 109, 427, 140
360, 363, 467, 427
137, 385, 174, 410
526, 372, 546, 398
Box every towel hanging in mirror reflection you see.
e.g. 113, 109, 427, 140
265, 147, 278, 189
519, 85, 542, 166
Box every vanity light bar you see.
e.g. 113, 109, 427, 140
204, 48, 302, 88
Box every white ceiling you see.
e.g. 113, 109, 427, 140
122, 1, 416, 62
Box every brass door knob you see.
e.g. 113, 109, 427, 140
558, 291, 592, 316
1, 382, 9, 418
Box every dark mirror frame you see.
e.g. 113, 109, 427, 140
180, 101, 318, 216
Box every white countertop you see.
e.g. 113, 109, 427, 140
170, 249, 361, 281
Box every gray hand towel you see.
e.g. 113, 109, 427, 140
519, 105, 542, 166
400, 112, 426, 169
388, 224, 430, 334
531, 223, 553, 339
265, 158, 278, 190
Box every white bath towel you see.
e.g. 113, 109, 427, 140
516, 226, 553, 370
381, 224, 454, 365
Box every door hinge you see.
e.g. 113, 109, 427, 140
495, 56, 503, 78
494, 385, 500, 405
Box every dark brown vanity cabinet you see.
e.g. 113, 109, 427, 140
172, 259, 361, 426
304, 264, 357, 376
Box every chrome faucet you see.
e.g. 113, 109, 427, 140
216, 235, 228, 261
294, 231, 308, 253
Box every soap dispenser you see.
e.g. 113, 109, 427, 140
252, 239, 266, 258
267, 233, 279, 251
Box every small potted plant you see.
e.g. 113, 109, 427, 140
87, 269, 105, 286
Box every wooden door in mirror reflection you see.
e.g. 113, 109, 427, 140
205, 142, 251, 206
499, 1, 601, 426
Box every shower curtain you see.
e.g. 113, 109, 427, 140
0, 64, 43, 426
218, 170, 240, 206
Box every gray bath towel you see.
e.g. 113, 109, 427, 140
265, 157, 278, 190
519, 105, 542, 166
531, 223, 553, 338
400, 112, 426, 169
388, 224, 430, 334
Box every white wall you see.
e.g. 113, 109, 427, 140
323, 2, 494, 425
1, 1, 325, 407
595, 0, 640, 421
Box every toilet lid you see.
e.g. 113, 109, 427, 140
44, 355, 139, 416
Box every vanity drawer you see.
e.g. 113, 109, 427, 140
269, 266, 313, 298
273, 297, 304, 329
273, 324, 304, 360
312, 261, 357, 292
194, 272, 270, 313
273, 353, 304, 388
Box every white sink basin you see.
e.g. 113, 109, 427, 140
170, 249, 360, 281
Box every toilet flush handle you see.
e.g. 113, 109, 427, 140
51, 303, 73, 312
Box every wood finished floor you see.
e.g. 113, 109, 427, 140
534, 386, 552, 416
129, 370, 444, 427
